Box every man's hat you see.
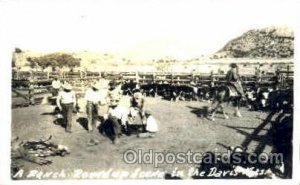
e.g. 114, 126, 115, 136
230, 63, 237, 68
144, 110, 151, 116
91, 82, 101, 90
109, 80, 118, 87
63, 83, 73, 90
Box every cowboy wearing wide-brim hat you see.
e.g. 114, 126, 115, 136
51, 77, 61, 97
57, 82, 76, 133
84, 81, 106, 132
225, 63, 245, 99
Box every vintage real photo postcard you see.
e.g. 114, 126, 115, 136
0, 0, 299, 184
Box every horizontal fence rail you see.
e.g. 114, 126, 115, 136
12, 67, 293, 90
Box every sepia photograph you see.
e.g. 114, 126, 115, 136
0, 0, 299, 183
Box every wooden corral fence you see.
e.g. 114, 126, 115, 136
12, 63, 293, 89
11, 63, 293, 108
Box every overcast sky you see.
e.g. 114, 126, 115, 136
0, 0, 298, 60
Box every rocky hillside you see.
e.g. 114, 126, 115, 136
215, 27, 294, 58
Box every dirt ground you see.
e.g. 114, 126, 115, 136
11, 95, 277, 179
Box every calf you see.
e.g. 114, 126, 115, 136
169, 84, 197, 101
197, 85, 213, 101
248, 87, 293, 112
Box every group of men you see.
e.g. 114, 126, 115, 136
53, 77, 157, 144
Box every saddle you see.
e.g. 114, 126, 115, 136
227, 85, 239, 97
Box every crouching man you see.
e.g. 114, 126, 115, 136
104, 95, 128, 144
127, 91, 159, 138
128, 90, 146, 125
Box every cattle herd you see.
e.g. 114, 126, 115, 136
121, 79, 293, 113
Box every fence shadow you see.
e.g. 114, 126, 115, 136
76, 117, 89, 131
191, 110, 293, 179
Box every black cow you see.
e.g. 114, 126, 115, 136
169, 84, 198, 101
121, 80, 137, 96
140, 83, 156, 97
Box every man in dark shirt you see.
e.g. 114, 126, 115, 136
226, 63, 245, 99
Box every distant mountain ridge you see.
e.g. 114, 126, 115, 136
215, 27, 294, 59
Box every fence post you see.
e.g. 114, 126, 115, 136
135, 72, 139, 83
191, 73, 194, 84
152, 72, 156, 83
286, 64, 290, 87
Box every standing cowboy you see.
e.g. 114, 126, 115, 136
85, 82, 106, 132
56, 83, 76, 133
225, 63, 245, 99
51, 77, 61, 97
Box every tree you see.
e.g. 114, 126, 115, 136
26, 53, 81, 71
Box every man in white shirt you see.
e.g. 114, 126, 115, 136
106, 107, 128, 144
51, 78, 61, 97
85, 82, 106, 132
105, 83, 127, 144
56, 83, 76, 133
